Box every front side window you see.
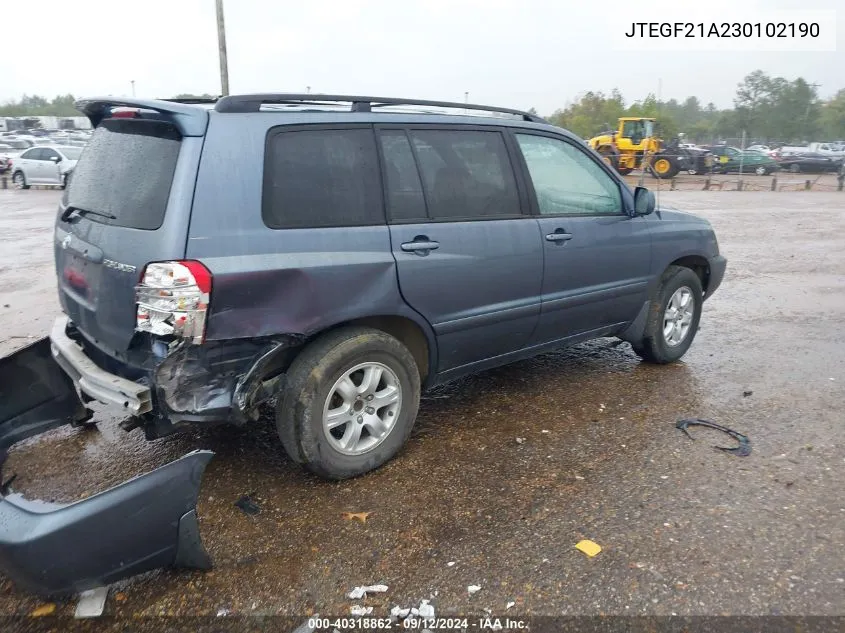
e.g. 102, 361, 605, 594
263, 128, 382, 229
406, 129, 520, 220
515, 134, 622, 216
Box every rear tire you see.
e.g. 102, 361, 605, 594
789, 163, 801, 173
275, 326, 421, 479
632, 266, 703, 364
12, 171, 29, 189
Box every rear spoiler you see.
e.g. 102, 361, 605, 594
74, 97, 209, 136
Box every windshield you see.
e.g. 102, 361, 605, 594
58, 147, 83, 160
67, 118, 182, 231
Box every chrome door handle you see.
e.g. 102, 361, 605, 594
545, 232, 573, 242
401, 240, 440, 252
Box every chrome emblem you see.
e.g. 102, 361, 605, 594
103, 259, 137, 273
61, 235, 72, 249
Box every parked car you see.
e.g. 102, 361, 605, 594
703, 145, 779, 175
10, 145, 82, 188
0, 145, 12, 173
0, 94, 726, 595
777, 152, 844, 173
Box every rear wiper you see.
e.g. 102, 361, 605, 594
60, 205, 117, 222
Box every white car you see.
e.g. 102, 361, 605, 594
10, 145, 83, 189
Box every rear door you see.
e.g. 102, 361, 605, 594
17, 148, 40, 182
510, 131, 652, 345
55, 115, 204, 354
378, 125, 543, 373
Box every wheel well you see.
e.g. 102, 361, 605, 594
669, 256, 709, 292
331, 315, 431, 382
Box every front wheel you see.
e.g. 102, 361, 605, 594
650, 155, 680, 179
632, 266, 703, 364
754, 166, 767, 176
275, 327, 421, 479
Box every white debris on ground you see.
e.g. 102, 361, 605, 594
347, 584, 388, 600
467, 585, 481, 594
515, 437, 525, 444
216, 607, 231, 617
74, 587, 108, 618
390, 605, 411, 619
506, 601, 515, 610
447, 561, 456, 567
408, 598, 435, 618
350, 605, 373, 616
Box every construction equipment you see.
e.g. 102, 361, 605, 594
588, 117, 685, 179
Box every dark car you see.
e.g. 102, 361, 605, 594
777, 152, 844, 173
0, 94, 726, 595
703, 145, 779, 175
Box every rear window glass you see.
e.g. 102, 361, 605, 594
408, 130, 520, 220
262, 128, 383, 229
66, 119, 181, 231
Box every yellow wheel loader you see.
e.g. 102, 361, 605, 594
588, 117, 682, 179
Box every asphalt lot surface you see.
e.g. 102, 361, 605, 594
0, 189, 843, 622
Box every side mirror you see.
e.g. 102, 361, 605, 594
49, 156, 60, 162
634, 186, 656, 216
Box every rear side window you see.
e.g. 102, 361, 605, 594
408, 130, 520, 220
67, 119, 181, 230
263, 128, 383, 229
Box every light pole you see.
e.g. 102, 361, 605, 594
130, 80, 135, 97
215, 0, 230, 96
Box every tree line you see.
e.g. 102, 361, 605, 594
3, 72, 844, 143
547, 70, 844, 144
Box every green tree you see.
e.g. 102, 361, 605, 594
0, 94, 81, 116
819, 89, 845, 139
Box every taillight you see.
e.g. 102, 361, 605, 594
135, 261, 212, 344
111, 109, 140, 118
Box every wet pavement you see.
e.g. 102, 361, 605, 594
0, 189, 843, 620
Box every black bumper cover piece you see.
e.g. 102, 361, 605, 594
0, 337, 214, 596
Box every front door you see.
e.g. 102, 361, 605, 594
378, 126, 543, 373
510, 132, 652, 346
40, 147, 62, 184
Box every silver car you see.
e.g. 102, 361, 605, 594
10, 145, 83, 189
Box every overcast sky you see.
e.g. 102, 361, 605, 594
3, 0, 841, 114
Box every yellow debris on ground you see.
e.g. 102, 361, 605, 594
575, 539, 602, 557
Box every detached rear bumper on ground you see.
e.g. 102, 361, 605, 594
0, 337, 214, 597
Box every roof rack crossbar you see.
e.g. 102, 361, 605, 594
213, 94, 546, 123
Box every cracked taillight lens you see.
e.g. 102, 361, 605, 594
135, 261, 211, 344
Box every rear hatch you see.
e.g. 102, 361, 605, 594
55, 101, 208, 353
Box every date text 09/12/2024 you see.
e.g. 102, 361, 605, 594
624, 22, 820, 38
307, 617, 528, 630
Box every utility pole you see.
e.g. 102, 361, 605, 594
130, 80, 135, 97
215, 0, 230, 96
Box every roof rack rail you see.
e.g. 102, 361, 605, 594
213, 94, 547, 123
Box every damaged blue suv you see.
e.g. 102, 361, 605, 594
0, 94, 726, 595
